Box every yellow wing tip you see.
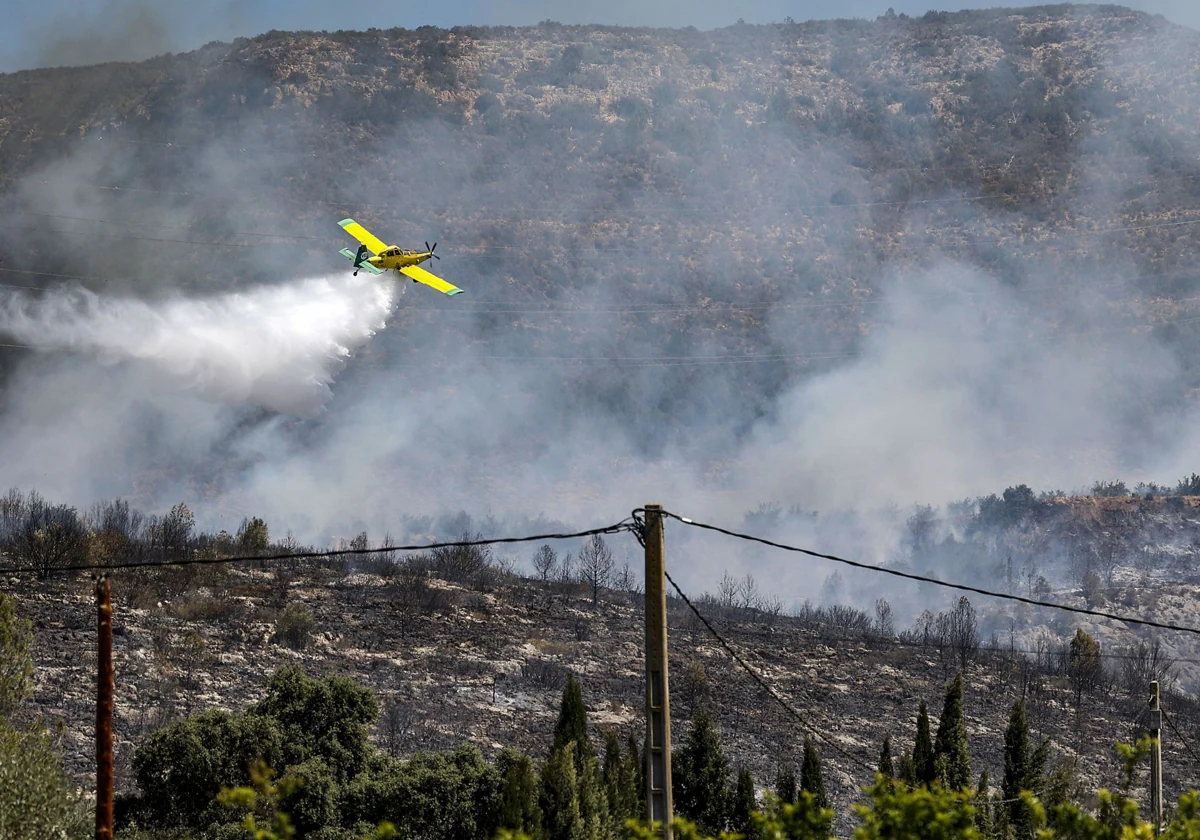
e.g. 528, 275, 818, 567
337, 218, 355, 227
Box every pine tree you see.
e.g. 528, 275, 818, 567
673, 706, 730, 836
553, 674, 592, 764
539, 742, 582, 840
774, 764, 797, 805
878, 735, 894, 780
974, 768, 993, 840
934, 672, 971, 790
496, 748, 539, 835
912, 700, 936, 787
800, 736, 828, 811
732, 767, 760, 840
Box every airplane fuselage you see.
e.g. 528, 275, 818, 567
369, 247, 435, 272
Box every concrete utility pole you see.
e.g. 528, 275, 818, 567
96, 575, 114, 840
1150, 680, 1163, 837
643, 504, 674, 839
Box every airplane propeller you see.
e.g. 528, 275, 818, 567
425, 241, 440, 262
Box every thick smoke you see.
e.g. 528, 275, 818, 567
0, 275, 394, 416
1, 11, 1200, 604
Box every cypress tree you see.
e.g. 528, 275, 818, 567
934, 673, 971, 790
1002, 699, 1049, 840
603, 730, 638, 827
800, 736, 828, 811
672, 706, 730, 836
539, 742, 582, 840
912, 700, 936, 787
895, 753, 915, 788
577, 748, 608, 840
553, 674, 591, 764
603, 730, 623, 810
878, 735, 894, 780
774, 764, 797, 805
975, 768, 993, 840
496, 748, 539, 835
732, 767, 760, 840
627, 732, 645, 817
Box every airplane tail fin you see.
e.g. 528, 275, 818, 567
338, 248, 384, 275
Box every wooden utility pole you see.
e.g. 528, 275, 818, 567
643, 504, 674, 839
96, 575, 114, 840
1150, 680, 1163, 837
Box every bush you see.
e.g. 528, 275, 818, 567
1090, 480, 1128, 498
0, 721, 90, 839
274, 602, 316, 650
130, 709, 285, 828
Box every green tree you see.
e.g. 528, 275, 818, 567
912, 700, 936, 787
975, 769, 993, 839
576, 746, 609, 840
336, 745, 501, 840
552, 673, 591, 763
131, 709, 285, 827
497, 748, 539, 835
250, 665, 379, 782
1003, 699, 1048, 840
800, 736, 829, 812
732, 766, 759, 840
0, 597, 88, 840
0, 592, 33, 722
853, 776, 981, 840
627, 732, 646, 818
538, 741, 582, 840
879, 735, 895, 780
278, 756, 338, 835
603, 730, 638, 827
237, 516, 270, 553
673, 706, 730, 835
934, 673, 971, 791
775, 764, 798, 804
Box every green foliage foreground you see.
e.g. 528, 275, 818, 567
112, 661, 1200, 840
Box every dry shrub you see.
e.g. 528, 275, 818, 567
273, 602, 316, 650
521, 658, 568, 689
165, 594, 244, 623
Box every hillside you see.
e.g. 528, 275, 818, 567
6, 8, 1200, 829
6, 486, 1200, 827
3, 6, 1200, 436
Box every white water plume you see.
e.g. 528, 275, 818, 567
0, 274, 396, 416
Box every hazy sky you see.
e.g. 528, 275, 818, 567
1, 0, 1197, 73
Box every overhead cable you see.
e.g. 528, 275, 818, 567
0, 520, 635, 575
651, 509, 1200, 637
662, 566, 879, 776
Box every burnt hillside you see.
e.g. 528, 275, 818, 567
6, 484, 1200, 824
2, 6, 1200, 450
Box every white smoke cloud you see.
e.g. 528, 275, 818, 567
0, 274, 396, 417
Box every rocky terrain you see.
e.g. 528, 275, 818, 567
3, 5, 1200, 412
7, 490, 1200, 825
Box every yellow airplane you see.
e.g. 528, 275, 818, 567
337, 218, 464, 296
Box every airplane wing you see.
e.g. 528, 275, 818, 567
338, 218, 388, 255
400, 265, 464, 296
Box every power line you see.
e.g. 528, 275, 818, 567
653, 510, 1200, 637
1161, 706, 1200, 769
0, 520, 635, 575
662, 565, 880, 776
